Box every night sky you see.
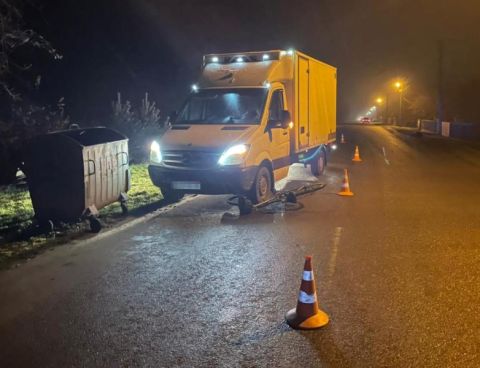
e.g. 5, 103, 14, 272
25, 0, 480, 123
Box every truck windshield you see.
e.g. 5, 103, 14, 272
176, 88, 267, 125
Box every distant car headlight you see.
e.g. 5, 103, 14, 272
150, 141, 162, 164
218, 144, 250, 166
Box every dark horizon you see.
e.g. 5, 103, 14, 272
23, 0, 480, 124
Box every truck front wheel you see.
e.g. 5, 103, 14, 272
249, 165, 273, 204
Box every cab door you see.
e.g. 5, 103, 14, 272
267, 88, 290, 170
298, 55, 310, 149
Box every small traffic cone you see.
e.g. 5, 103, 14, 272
341, 133, 346, 144
352, 145, 362, 162
337, 169, 354, 196
286, 256, 329, 330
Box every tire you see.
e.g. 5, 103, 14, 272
249, 165, 273, 204
238, 196, 253, 215
120, 202, 128, 215
39, 219, 55, 235
311, 150, 326, 176
161, 187, 184, 204
89, 216, 102, 233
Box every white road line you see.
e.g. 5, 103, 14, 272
382, 146, 391, 165
326, 226, 342, 286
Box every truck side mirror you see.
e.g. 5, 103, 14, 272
166, 110, 178, 126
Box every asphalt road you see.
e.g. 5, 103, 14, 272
1, 125, 480, 367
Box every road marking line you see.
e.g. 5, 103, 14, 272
326, 227, 342, 287
382, 147, 390, 165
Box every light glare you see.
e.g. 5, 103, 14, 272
211, 56, 219, 63
150, 141, 162, 164
218, 144, 249, 165
262, 54, 270, 60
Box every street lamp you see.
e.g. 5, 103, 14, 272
376, 97, 387, 122
393, 81, 404, 125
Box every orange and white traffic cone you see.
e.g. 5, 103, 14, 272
352, 145, 362, 162
341, 133, 346, 144
337, 169, 354, 196
286, 256, 329, 330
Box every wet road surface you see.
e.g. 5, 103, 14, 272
1, 125, 480, 367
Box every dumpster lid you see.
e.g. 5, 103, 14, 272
50, 127, 127, 146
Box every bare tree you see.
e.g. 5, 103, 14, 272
111, 92, 162, 138
110, 92, 164, 162
407, 94, 435, 120
0, 0, 61, 100
0, 1, 63, 185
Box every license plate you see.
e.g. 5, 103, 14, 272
171, 181, 201, 190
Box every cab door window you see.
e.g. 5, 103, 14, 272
269, 90, 284, 122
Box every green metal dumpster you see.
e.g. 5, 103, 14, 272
23, 127, 130, 232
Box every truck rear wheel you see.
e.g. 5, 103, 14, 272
250, 165, 273, 204
311, 150, 326, 176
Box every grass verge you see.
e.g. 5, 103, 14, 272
0, 163, 162, 268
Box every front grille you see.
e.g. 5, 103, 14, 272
162, 150, 221, 169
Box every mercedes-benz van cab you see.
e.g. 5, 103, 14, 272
149, 50, 336, 203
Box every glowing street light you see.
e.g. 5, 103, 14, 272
376, 96, 387, 122
393, 80, 404, 125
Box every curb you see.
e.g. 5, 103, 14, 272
68, 195, 198, 249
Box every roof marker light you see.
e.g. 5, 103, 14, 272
191, 84, 198, 92
262, 54, 270, 60
211, 56, 219, 63
287, 49, 294, 56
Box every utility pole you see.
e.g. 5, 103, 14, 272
436, 40, 445, 131
399, 89, 403, 126
394, 81, 403, 125
385, 94, 389, 124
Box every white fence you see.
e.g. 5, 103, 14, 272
441, 122, 450, 137
418, 119, 479, 140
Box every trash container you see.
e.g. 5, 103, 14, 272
23, 127, 130, 232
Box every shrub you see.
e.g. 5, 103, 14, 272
110, 92, 166, 162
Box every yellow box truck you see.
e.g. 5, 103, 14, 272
149, 50, 336, 203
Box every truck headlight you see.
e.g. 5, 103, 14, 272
218, 144, 249, 166
150, 141, 162, 164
